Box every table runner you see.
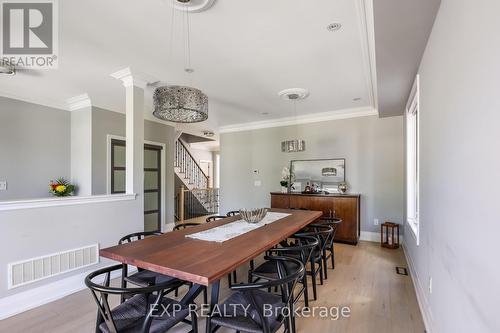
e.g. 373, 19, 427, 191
186, 212, 291, 243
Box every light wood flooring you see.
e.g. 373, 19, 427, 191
0, 241, 425, 333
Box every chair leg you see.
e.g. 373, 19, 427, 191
323, 252, 328, 280
302, 274, 309, 308
310, 259, 317, 301
191, 309, 198, 333
319, 260, 324, 285
203, 287, 208, 305
331, 247, 335, 270
120, 264, 127, 304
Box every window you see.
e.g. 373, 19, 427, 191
406, 75, 420, 245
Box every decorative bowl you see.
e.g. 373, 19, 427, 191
240, 208, 268, 224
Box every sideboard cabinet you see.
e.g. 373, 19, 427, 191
270, 192, 361, 245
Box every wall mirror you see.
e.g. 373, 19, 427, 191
289, 158, 345, 193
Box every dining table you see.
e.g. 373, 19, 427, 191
100, 208, 322, 332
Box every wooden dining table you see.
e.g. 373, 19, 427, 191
100, 208, 322, 331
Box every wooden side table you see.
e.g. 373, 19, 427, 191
381, 222, 400, 249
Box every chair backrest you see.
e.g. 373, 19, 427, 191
118, 231, 163, 245
269, 235, 319, 265
318, 217, 342, 246
206, 215, 226, 223
85, 264, 175, 333
295, 224, 334, 253
230, 256, 304, 333
226, 210, 239, 217
172, 222, 201, 231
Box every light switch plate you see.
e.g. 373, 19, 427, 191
0, 181, 6, 191
254, 180, 262, 187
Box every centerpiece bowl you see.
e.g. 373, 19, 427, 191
240, 208, 268, 224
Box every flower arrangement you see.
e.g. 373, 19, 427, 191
280, 166, 295, 187
49, 178, 75, 197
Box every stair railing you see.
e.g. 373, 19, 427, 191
175, 140, 209, 189
176, 186, 219, 221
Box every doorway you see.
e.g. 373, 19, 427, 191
110, 138, 164, 232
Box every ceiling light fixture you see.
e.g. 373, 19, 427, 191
327, 22, 342, 32
279, 88, 309, 153
0, 60, 15, 76
153, 0, 209, 123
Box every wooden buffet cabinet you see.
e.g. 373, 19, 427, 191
270, 192, 361, 245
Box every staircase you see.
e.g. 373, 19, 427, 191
174, 139, 219, 221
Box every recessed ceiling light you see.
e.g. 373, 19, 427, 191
327, 23, 342, 32
278, 88, 310, 101
353, 97, 362, 101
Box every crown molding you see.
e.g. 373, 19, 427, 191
218, 107, 378, 133
110, 67, 157, 89
66, 93, 91, 111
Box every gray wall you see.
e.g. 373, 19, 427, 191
404, 1, 500, 332
220, 115, 404, 233
91, 107, 176, 224
0, 97, 71, 200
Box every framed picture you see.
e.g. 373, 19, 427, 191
289, 158, 346, 193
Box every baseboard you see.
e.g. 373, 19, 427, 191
359, 231, 380, 242
360, 230, 404, 244
0, 264, 134, 320
402, 243, 434, 333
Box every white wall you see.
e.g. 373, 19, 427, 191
0, 97, 71, 200
0, 198, 142, 298
404, 1, 500, 332
220, 115, 404, 232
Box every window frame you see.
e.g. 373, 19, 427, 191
406, 75, 420, 245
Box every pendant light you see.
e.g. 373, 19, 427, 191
153, 0, 209, 123
279, 88, 309, 153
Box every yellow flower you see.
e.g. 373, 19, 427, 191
55, 185, 66, 193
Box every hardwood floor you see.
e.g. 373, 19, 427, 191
0, 241, 425, 333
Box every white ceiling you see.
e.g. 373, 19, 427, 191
0, 0, 376, 133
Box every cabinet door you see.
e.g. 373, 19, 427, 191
288, 195, 334, 219
333, 197, 359, 244
271, 195, 290, 209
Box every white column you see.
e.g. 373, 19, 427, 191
111, 68, 152, 198
67, 94, 92, 196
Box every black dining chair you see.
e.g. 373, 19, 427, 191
118, 232, 184, 302
317, 217, 342, 272
248, 235, 319, 308
208, 256, 304, 333
172, 222, 202, 230
295, 224, 334, 300
206, 215, 227, 223
85, 264, 197, 333
226, 210, 239, 217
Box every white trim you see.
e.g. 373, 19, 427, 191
219, 107, 378, 133
0, 193, 137, 212
360, 230, 404, 244
106, 135, 167, 231
110, 67, 157, 89
356, 0, 378, 109
402, 243, 434, 333
0, 264, 136, 320
66, 93, 92, 111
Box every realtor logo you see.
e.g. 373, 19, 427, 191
1, 0, 58, 68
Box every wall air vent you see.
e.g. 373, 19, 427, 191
8, 244, 99, 289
